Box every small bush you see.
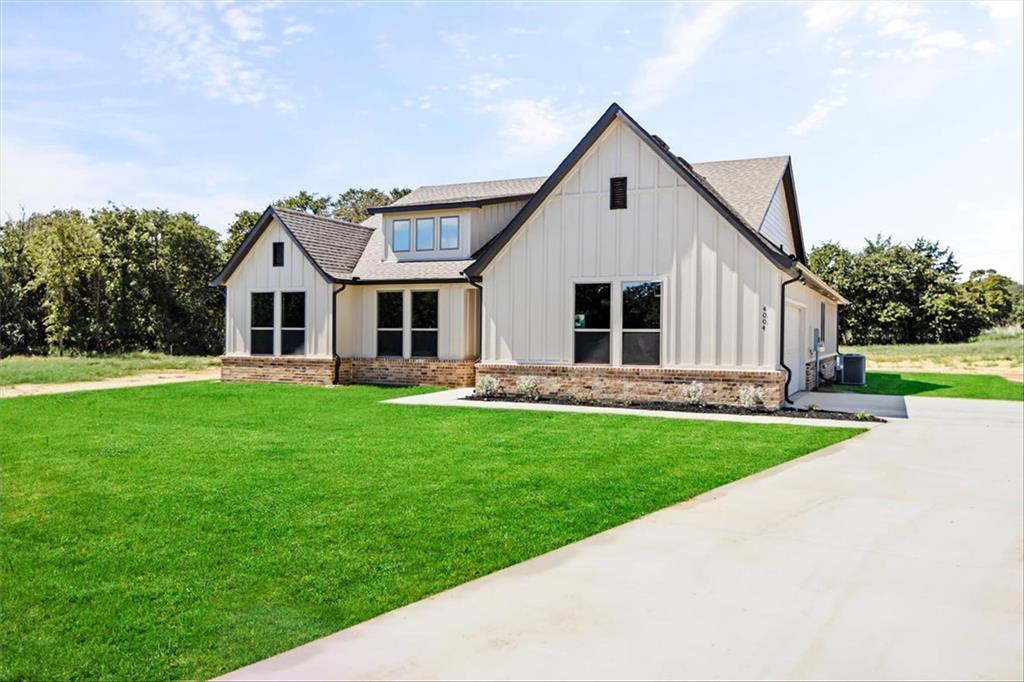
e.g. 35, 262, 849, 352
515, 376, 540, 400
476, 376, 500, 398
683, 381, 705, 405
738, 385, 765, 409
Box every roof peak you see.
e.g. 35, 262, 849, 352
271, 205, 374, 231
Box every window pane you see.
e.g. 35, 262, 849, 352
622, 331, 660, 365
377, 330, 403, 357
251, 329, 273, 355
622, 281, 660, 329
416, 218, 434, 250
574, 330, 610, 364
393, 220, 410, 252
281, 292, 305, 328
251, 293, 274, 328
281, 329, 305, 356
574, 283, 611, 329
411, 330, 438, 357
272, 242, 284, 267
411, 291, 438, 328
377, 291, 403, 328
440, 217, 459, 249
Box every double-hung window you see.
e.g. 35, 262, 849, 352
622, 281, 661, 365
377, 292, 404, 357
415, 218, 434, 251
392, 219, 410, 252
439, 216, 459, 250
251, 292, 274, 355
280, 292, 305, 355
411, 291, 438, 357
573, 283, 611, 364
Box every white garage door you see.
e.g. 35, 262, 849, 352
784, 303, 805, 394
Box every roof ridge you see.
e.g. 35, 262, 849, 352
692, 155, 790, 165
271, 205, 375, 231
412, 175, 548, 190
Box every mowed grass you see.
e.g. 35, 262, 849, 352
842, 328, 1024, 369
0, 382, 861, 680
0, 353, 219, 385
828, 370, 1024, 401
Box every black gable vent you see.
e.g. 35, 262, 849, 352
610, 177, 627, 210
651, 135, 670, 151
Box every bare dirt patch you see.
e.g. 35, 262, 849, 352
0, 367, 221, 398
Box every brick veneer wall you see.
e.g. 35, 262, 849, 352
804, 354, 837, 390
348, 358, 476, 388
221, 355, 337, 384
475, 363, 786, 408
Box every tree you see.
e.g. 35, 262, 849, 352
224, 209, 263, 257
333, 187, 411, 223
0, 212, 48, 356
25, 210, 101, 355
961, 269, 1018, 328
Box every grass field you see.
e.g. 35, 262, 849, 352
0, 353, 219, 385
0, 382, 861, 680
828, 370, 1024, 401
841, 328, 1024, 371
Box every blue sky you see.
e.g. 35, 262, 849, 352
2, 1, 1022, 278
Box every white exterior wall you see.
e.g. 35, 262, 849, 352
224, 218, 334, 357
479, 118, 782, 370
760, 183, 796, 256
336, 283, 478, 360
470, 200, 528, 254
785, 282, 839, 362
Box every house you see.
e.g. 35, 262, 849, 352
210, 103, 847, 407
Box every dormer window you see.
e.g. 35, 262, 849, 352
416, 218, 434, 251
393, 219, 410, 252
440, 216, 459, 250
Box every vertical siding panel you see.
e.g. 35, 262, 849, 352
580, 195, 598, 277
635, 191, 654, 276
512, 235, 529, 358
717, 223, 737, 366
698, 203, 716, 364
544, 200, 562, 361
618, 196, 635, 276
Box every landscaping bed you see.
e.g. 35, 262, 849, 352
465, 393, 885, 422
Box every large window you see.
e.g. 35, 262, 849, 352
251, 292, 274, 355
280, 292, 305, 355
415, 218, 435, 251
622, 281, 661, 365
392, 219, 410, 252
439, 216, 459, 250
377, 291, 404, 357
411, 291, 438, 357
574, 283, 611, 364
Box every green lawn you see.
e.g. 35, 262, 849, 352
828, 370, 1024, 401
0, 382, 861, 680
0, 353, 219, 385
841, 327, 1024, 369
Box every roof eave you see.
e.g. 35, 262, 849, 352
367, 194, 536, 215
796, 263, 849, 305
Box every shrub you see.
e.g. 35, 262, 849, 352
738, 385, 765, 409
515, 376, 540, 400
683, 381, 705, 405
476, 376, 500, 398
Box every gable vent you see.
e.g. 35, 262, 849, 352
610, 177, 627, 210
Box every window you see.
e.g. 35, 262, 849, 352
622, 281, 661, 365
415, 218, 434, 251
272, 242, 284, 267
251, 292, 274, 355
610, 177, 627, 210
411, 291, 438, 357
392, 219, 410, 252
377, 291, 404, 357
439, 216, 459, 250
574, 283, 611, 364
820, 302, 826, 347
280, 292, 305, 355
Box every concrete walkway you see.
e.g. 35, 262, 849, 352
0, 367, 219, 398
221, 396, 1023, 681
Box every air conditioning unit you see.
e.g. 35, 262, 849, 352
838, 354, 867, 386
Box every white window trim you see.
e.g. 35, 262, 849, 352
415, 217, 435, 252
570, 278, 614, 366
438, 216, 460, 251
392, 219, 411, 253
569, 276, 665, 367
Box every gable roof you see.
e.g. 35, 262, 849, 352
465, 103, 801, 278
368, 177, 545, 215
209, 206, 374, 286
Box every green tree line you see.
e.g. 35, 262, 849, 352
0, 188, 409, 357
809, 236, 1024, 345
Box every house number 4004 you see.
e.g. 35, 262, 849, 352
761, 306, 768, 332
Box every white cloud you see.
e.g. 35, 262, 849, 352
917, 30, 967, 48
506, 26, 548, 36
283, 23, 313, 37
478, 99, 592, 154
789, 95, 848, 136
459, 74, 514, 98
804, 1, 861, 31
221, 6, 265, 42
972, 0, 1024, 21
831, 67, 851, 77
629, 2, 739, 111
1, 45, 85, 71
973, 39, 996, 52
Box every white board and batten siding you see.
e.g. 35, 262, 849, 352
224, 218, 334, 357
479, 118, 782, 370
785, 282, 839, 360
336, 284, 478, 360
760, 183, 797, 257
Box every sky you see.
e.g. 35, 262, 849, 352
2, 1, 1022, 279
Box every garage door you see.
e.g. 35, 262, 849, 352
784, 303, 805, 394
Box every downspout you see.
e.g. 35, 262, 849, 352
332, 282, 346, 384
464, 273, 483, 362
779, 271, 803, 405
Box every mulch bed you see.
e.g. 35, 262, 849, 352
463, 393, 886, 422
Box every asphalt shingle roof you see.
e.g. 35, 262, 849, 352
390, 176, 547, 207
690, 156, 790, 233
350, 214, 473, 281
273, 206, 374, 279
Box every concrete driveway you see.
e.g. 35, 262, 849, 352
221, 396, 1023, 681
